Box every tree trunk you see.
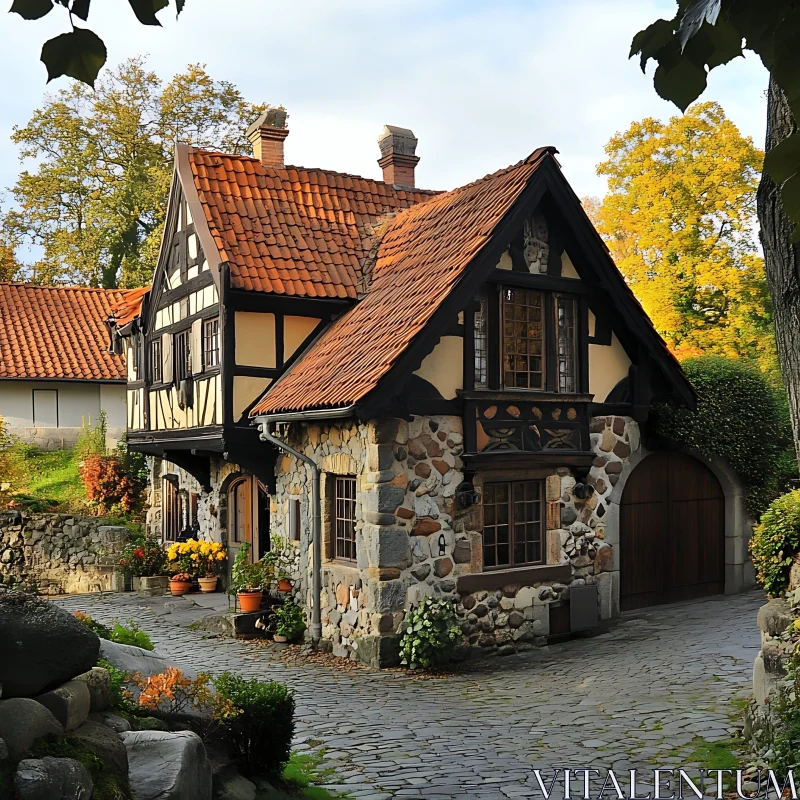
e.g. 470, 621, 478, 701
758, 78, 800, 464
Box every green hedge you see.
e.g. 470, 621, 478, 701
750, 489, 800, 597
650, 357, 796, 516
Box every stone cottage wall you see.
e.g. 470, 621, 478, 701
272, 412, 641, 664
0, 511, 128, 595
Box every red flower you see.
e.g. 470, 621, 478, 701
134, 548, 145, 559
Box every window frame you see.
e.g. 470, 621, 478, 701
482, 479, 544, 571
203, 318, 220, 370
151, 339, 162, 384
173, 329, 191, 385
333, 475, 357, 563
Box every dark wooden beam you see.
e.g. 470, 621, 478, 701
486, 270, 591, 295
226, 290, 351, 317
163, 450, 212, 492
457, 564, 571, 593
461, 452, 595, 471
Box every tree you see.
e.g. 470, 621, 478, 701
631, 2, 800, 462
592, 102, 775, 372
4, 58, 269, 288
10, 0, 185, 87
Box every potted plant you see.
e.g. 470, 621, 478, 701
272, 597, 306, 643
194, 540, 227, 593
169, 572, 193, 595
264, 536, 294, 593
166, 540, 201, 595
119, 534, 169, 596
227, 542, 264, 612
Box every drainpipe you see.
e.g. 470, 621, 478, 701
258, 420, 323, 645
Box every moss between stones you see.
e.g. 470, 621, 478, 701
26, 733, 131, 800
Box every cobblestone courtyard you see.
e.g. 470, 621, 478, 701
55, 591, 764, 800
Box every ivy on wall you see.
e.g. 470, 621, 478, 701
650, 357, 796, 517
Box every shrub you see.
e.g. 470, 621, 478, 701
73, 611, 112, 639
110, 620, 154, 651
650, 357, 797, 516
750, 489, 800, 597
74, 412, 108, 460
273, 598, 306, 641
96, 656, 136, 715
399, 596, 462, 670
213, 671, 295, 776
79, 454, 146, 512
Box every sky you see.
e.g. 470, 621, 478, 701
0, 0, 769, 201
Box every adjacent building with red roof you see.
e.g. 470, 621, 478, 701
0, 283, 129, 449
109, 111, 753, 667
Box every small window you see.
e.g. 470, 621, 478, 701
502, 288, 544, 390
334, 476, 357, 562
203, 319, 219, 369
151, 340, 162, 384
162, 477, 180, 542
483, 480, 543, 570
556, 296, 578, 394
474, 294, 488, 388
174, 330, 190, 384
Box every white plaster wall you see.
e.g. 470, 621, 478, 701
413, 336, 463, 400
589, 334, 631, 402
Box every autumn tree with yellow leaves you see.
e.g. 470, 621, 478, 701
591, 102, 775, 373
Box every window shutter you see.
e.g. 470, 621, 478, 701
162, 333, 173, 385
191, 319, 203, 375
288, 498, 300, 542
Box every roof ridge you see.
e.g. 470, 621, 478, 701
0, 282, 126, 293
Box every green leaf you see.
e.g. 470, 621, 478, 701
70, 0, 90, 21
764, 134, 800, 185
40, 27, 106, 86
126, 0, 167, 26
630, 18, 675, 71
678, 0, 721, 50
10, 0, 53, 20
653, 51, 708, 111
175, 0, 185, 14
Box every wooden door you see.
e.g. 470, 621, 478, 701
620, 451, 724, 611
228, 476, 253, 566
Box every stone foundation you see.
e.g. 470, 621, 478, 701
0, 511, 128, 595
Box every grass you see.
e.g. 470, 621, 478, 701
1, 444, 85, 511
263, 751, 351, 799
686, 737, 740, 786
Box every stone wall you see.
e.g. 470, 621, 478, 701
271, 412, 640, 664
0, 511, 128, 595
8, 427, 126, 451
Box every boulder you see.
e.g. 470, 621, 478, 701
0, 698, 64, 760
99, 639, 197, 680
213, 767, 257, 800
70, 720, 128, 776
14, 757, 93, 800
0, 592, 100, 697
121, 730, 212, 800
757, 598, 794, 639
72, 667, 112, 712
87, 711, 132, 733
33, 680, 91, 731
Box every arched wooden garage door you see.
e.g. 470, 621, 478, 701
620, 451, 724, 611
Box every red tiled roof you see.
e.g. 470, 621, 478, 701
0, 283, 127, 381
251, 149, 553, 415
187, 149, 437, 299
108, 286, 150, 328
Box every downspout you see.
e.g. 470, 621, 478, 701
258, 420, 323, 645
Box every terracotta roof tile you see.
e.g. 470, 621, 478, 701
251, 149, 552, 416
187, 149, 437, 299
0, 283, 128, 381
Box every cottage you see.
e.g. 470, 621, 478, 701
0, 283, 128, 449
111, 112, 755, 666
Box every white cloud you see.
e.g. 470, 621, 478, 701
0, 0, 768, 200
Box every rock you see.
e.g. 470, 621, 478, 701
71, 720, 128, 776
757, 599, 794, 638
0, 698, 64, 759
14, 757, 93, 800
433, 558, 453, 578
452, 538, 471, 564
134, 716, 170, 731
0, 592, 100, 698
72, 667, 112, 713
121, 730, 212, 800
214, 767, 257, 800
99, 639, 196, 681
33, 680, 91, 732
87, 711, 131, 733
0, 738, 8, 761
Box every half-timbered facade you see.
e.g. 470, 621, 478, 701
112, 112, 755, 667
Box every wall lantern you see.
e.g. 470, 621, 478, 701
573, 483, 595, 500
455, 482, 481, 509
438, 534, 447, 556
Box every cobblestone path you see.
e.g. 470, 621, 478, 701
56, 591, 764, 800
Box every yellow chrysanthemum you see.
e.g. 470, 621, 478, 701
191, 553, 199, 561
168, 551, 177, 561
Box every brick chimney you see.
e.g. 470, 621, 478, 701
246, 108, 289, 167
377, 125, 419, 188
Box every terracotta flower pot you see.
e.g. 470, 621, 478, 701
169, 579, 192, 596
237, 591, 263, 612
198, 577, 218, 593
273, 634, 288, 643
278, 578, 292, 593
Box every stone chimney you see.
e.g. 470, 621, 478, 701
246, 108, 289, 167
377, 125, 419, 188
